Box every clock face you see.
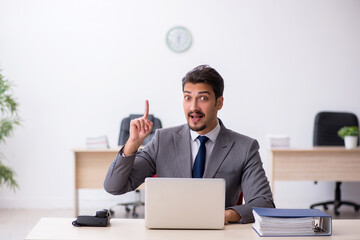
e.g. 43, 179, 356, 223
166, 26, 192, 53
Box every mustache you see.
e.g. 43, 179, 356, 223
188, 111, 204, 116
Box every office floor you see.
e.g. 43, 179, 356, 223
1, 206, 359, 240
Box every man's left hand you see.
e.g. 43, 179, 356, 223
225, 209, 241, 223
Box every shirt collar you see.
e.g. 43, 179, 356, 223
190, 120, 221, 143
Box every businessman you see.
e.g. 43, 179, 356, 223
104, 65, 275, 224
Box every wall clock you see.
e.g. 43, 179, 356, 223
166, 26, 192, 53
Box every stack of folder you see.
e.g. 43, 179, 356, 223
266, 135, 290, 148
86, 135, 109, 149
252, 207, 332, 237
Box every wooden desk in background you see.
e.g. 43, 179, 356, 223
73, 147, 121, 217
25, 218, 360, 240
270, 147, 360, 198
74, 147, 360, 215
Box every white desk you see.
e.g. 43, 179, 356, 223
25, 218, 360, 240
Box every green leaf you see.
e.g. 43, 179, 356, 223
0, 161, 19, 191
337, 126, 359, 139
0, 69, 21, 190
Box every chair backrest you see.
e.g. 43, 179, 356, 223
118, 114, 162, 146
313, 111, 359, 146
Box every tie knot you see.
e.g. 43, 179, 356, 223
197, 135, 209, 144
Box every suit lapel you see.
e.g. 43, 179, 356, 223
173, 125, 193, 178
203, 123, 234, 178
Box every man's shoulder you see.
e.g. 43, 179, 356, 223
226, 128, 254, 141
220, 124, 258, 146
222, 128, 260, 153
156, 124, 188, 135
219, 119, 254, 141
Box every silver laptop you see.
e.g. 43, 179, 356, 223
145, 178, 225, 229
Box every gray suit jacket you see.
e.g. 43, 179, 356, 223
104, 120, 275, 223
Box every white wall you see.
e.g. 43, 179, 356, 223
0, 0, 359, 210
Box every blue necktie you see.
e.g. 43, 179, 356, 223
193, 136, 209, 178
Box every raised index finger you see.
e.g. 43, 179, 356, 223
144, 100, 149, 119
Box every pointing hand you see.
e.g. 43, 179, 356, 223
123, 100, 154, 156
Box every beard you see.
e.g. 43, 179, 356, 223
187, 111, 206, 132
188, 122, 207, 132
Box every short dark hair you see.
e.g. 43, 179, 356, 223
182, 65, 224, 100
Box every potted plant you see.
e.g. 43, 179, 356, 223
0, 70, 20, 191
337, 126, 359, 149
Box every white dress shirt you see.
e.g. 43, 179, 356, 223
190, 120, 221, 165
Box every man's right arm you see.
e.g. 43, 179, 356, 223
104, 100, 155, 194
103, 149, 137, 194
104, 138, 158, 195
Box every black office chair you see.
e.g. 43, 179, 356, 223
111, 114, 162, 218
310, 111, 360, 215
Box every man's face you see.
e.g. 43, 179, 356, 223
183, 83, 223, 135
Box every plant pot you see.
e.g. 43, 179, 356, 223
344, 136, 358, 149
